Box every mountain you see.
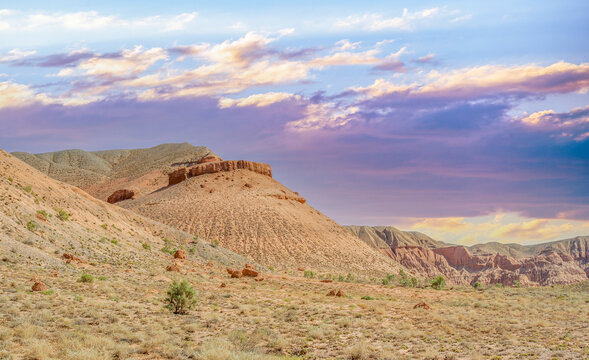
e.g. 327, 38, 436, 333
14, 144, 398, 275
349, 226, 589, 286
0, 148, 253, 273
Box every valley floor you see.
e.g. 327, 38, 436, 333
1, 262, 588, 360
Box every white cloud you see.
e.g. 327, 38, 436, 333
218, 92, 300, 108
334, 8, 440, 31
0, 49, 36, 63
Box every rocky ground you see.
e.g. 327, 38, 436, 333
1, 262, 588, 360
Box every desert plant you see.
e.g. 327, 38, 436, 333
161, 238, 176, 255
210, 239, 220, 248
361, 296, 374, 300
110, 239, 119, 245
36, 210, 48, 218
7, 177, 13, 182
165, 280, 197, 314
431, 275, 446, 290
513, 280, 521, 288
304, 270, 315, 279
24, 185, 32, 193
78, 273, 94, 283
142, 242, 151, 251
56, 209, 69, 221
188, 247, 196, 254
268, 266, 275, 272
473, 281, 483, 289
26, 220, 37, 232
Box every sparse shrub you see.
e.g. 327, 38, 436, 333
99, 237, 107, 243
7, 177, 13, 182
41, 290, 54, 295
495, 283, 504, 288
26, 220, 37, 232
78, 273, 94, 283
100, 224, 108, 230
97, 276, 107, 281
431, 275, 446, 290
110, 239, 119, 246
188, 247, 196, 254
304, 270, 315, 279
193, 234, 199, 242
361, 296, 374, 300
165, 280, 197, 314
161, 238, 176, 255
398, 269, 417, 287
24, 185, 32, 193
513, 280, 521, 288
382, 278, 390, 285
210, 238, 220, 248
473, 281, 483, 289
36, 210, 48, 218
268, 266, 275, 272
56, 209, 69, 221
142, 242, 151, 251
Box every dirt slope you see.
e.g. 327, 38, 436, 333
119, 169, 398, 274
0, 148, 253, 272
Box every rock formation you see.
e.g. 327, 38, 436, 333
168, 168, 187, 186
167, 160, 272, 186
107, 189, 135, 204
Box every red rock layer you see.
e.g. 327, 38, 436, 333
168, 160, 272, 186
107, 189, 135, 204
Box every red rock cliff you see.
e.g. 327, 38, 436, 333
168, 160, 272, 186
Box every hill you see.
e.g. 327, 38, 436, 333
14, 144, 398, 275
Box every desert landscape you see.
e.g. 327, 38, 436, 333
1, 2, 588, 359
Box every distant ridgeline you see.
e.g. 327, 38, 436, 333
168, 159, 272, 186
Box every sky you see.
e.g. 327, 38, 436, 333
0, 1, 588, 245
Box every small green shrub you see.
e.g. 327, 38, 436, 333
100, 224, 108, 230
431, 275, 446, 290
37, 210, 48, 218
268, 266, 275, 272
56, 209, 69, 221
97, 276, 107, 281
26, 220, 37, 232
304, 270, 315, 279
24, 185, 32, 193
7, 177, 13, 183
78, 273, 94, 283
473, 281, 483, 289
210, 239, 220, 248
188, 247, 196, 254
142, 242, 151, 251
99, 237, 107, 243
165, 280, 197, 314
361, 296, 374, 300
41, 290, 54, 295
161, 238, 176, 255
110, 239, 119, 246
513, 280, 521, 288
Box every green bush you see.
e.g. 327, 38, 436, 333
361, 296, 374, 300
473, 281, 483, 289
161, 238, 176, 255
36, 210, 48, 218
165, 280, 197, 314
513, 280, 521, 288
56, 209, 69, 221
304, 270, 315, 279
431, 275, 446, 290
7, 177, 13, 183
268, 266, 275, 272
97, 276, 107, 281
24, 185, 32, 193
78, 273, 94, 283
210, 239, 220, 248
188, 247, 196, 254
110, 239, 119, 246
142, 242, 151, 251
26, 220, 37, 232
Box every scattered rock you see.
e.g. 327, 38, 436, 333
174, 249, 186, 259
242, 268, 259, 277
327, 289, 346, 297
320, 279, 333, 283
206, 261, 214, 267
32, 281, 47, 292
220, 282, 226, 288
244, 183, 253, 188
255, 278, 264, 282
413, 302, 431, 310
51, 271, 59, 278
107, 189, 135, 204
209, 189, 216, 194
166, 263, 182, 272
35, 212, 47, 222
200, 184, 205, 188
62, 253, 87, 264
297, 267, 305, 271
244, 263, 255, 270
227, 268, 242, 278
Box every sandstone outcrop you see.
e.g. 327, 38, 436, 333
174, 249, 186, 259
242, 268, 259, 277
168, 168, 187, 186
63, 253, 87, 264
413, 302, 431, 310
168, 160, 272, 186
107, 189, 135, 204
198, 155, 223, 164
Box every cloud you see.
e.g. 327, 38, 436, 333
411, 53, 437, 65
0, 81, 52, 108
412, 217, 470, 231
334, 8, 440, 31
1, 10, 198, 32
516, 106, 589, 141
218, 92, 301, 108
0, 49, 36, 63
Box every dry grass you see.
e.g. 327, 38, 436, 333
1, 263, 588, 360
